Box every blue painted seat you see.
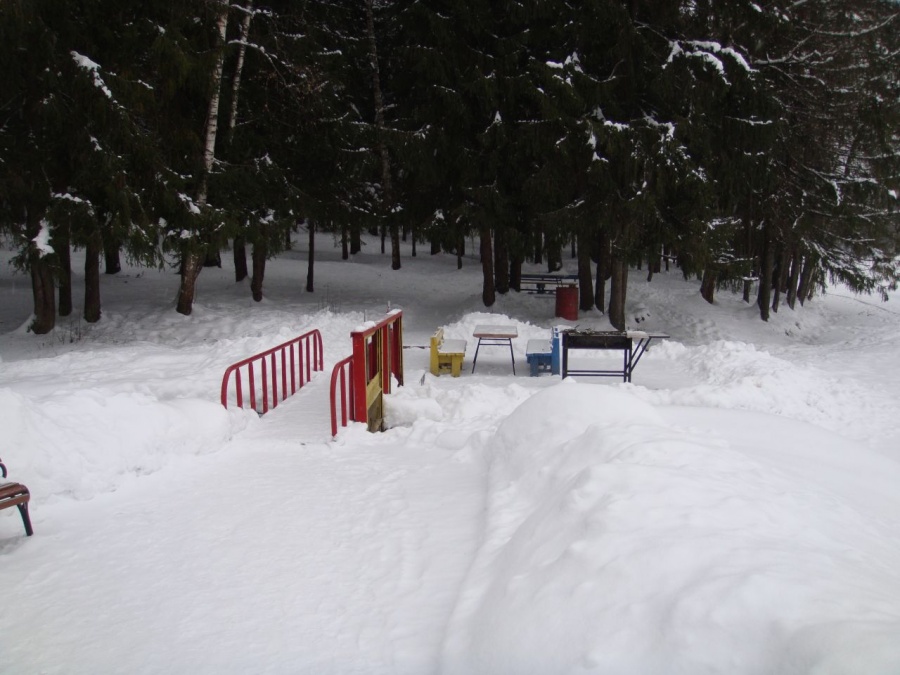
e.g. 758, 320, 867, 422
525, 339, 553, 376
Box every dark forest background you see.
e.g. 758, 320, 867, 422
1, 0, 897, 333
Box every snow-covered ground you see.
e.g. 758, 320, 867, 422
2, 234, 900, 674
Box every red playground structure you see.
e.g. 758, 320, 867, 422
330, 310, 404, 435
220, 329, 323, 414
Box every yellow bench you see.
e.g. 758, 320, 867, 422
430, 328, 467, 377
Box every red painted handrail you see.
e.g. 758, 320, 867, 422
329, 355, 356, 437
221, 329, 323, 413
329, 310, 404, 436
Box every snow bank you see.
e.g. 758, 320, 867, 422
638, 339, 896, 447
0, 387, 254, 501
441, 381, 900, 674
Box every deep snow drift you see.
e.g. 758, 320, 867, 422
2, 235, 900, 674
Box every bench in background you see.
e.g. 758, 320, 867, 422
430, 328, 467, 377
0, 457, 33, 537
518, 273, 579, 294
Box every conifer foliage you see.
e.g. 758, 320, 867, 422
1, 0, 897, 329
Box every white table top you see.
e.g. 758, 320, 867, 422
473, 324, 518, 339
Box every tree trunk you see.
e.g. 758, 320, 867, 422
176, 253, 202, 315
104, 237, 121, 275
786, 247, 801, 310
757, 227, 774, 321
772, 245, 790, 313
306, 220, 315, 292
350, 226, 361, 255
341, 224, 349, 260
546, 233, 562, 273
494, 225, 509, 294
594, 264, 605, 313
533, 225, 543, 266
389, 219, 400, 270
226, 0, 253, 145
203, 243, 222, 268
84, 232, 102, 323
577, 232, 593, 311
509, 253, 523, 292
742, 214, 754, 303
649, 247, 661, 279
797, 253, 817, 306
594, 229, 611, 312
608, 256, 627, 331
178, 1, 229, 316
364, 0, 399, 271
480, 226, 495, 307
196, 4, 228, 207
30, 258, 55, 334
27, 210, 56, 334
57, 223, 73, 317
233, 236, 248, 281
700, 268, 716, 304
250, 240, 266, 302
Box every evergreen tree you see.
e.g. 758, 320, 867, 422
0, 0, 163, 332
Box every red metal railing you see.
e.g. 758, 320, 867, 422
329, 310, 404, 436
329, 355, 357, 437
221, 329, 323, 413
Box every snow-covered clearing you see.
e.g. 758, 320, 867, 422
2, 234, 899, 674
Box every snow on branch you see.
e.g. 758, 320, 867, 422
71, 51, 114, 100
664, 40, 753, 85
52, 192, 95, 214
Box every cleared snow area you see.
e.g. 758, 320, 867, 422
1, 234, 900, 674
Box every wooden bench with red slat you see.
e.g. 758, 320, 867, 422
0, 458, 33, 537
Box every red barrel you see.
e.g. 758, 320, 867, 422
555, 284, 578, 320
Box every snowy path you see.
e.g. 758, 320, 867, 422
1, 402, 487, 674
4, 239, 900, 673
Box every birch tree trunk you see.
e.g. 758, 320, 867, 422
177, 2, 229, 316
227, 3, 253, 282
365, 0, 400, 270
227, 1, 253, 145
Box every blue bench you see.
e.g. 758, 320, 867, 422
525, 328, 566, 377
525, 339, 553, 376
